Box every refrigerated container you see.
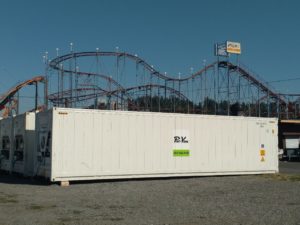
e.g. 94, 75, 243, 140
34, 108, 278, 183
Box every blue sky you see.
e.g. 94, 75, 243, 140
0, 0, 300, 109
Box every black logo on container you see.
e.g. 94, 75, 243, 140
174, 136, 189, 143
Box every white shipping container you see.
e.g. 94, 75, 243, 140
34, 108, 278, 182
12, 112, 36, 176
0, 117, 13, 172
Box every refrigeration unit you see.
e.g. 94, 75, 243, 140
0, 117, 13, 172
34, 108, 279, 184
11, 112, 36, 176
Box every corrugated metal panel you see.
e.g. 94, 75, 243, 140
34, 108, 278, 182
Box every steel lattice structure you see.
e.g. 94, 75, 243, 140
43, 50, 299, 119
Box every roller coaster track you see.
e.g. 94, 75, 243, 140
48, 84, 190, 105
49, 66, 134, 103
55, 69, 126, 92
48, 87, 111, 104
0, 76, 45, 111
0, 51, 294, 117
49, 52, 216, 81
219, 61, 287, 104
49, 51, 286, 105
111, 84, 190, 101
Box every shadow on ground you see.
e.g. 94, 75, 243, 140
0, 171, 49, 186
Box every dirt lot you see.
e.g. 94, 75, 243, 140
0, 163, 300, 225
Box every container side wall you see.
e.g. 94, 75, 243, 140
50, 108, 279, 181
11, 114, 25, 174
25, 113, 36, 176
34, 110, 53, 178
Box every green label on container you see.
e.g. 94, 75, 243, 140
173, 149, 190, 157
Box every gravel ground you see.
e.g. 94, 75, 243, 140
280, 161, 300, 174
0, 163, 300, 225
